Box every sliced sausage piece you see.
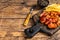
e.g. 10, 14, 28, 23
48, 23, 57, 29
52, 18, 58, 22
40, 11, 47, 17
40, 17, 46, 23
45, 20, 50, 25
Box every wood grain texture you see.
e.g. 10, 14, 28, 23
0, 0, 60, 40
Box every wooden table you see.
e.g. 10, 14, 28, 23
0, 0, 60, 40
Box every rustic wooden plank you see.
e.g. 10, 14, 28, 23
52, 30, 60, 40
0, 19, 32, 31
8, 0, 24, 3
1, 5, 30, 18
11, 32, 25, 37
2, 36, 19, 40
0, 0, 8, 2
24, 0, 37, 6
0, 0, 24, 3
18, 37, 25, 40
26, 37, 49, 40
0, 38, 4, 40
0, 37, 18, 40
49, 0, 60, 4
0, 0, 37, 6
1, 19, 24, 25
0, 5, 39, 18
1, 19, 34, 26
0, 24, 31, 31
0, 2, 40, 19
0, 31, 25, 37
0, 31, 7, 37
0, 3, 9, 10
0, 36, 25, 40
26, 36, 54, 40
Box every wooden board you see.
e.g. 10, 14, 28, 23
0, 0, 60, 40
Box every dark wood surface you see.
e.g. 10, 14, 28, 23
0, 0, 60, 40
